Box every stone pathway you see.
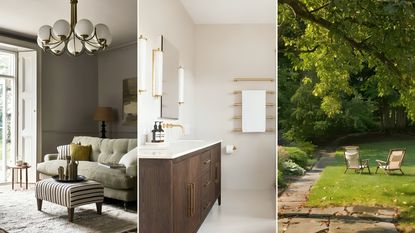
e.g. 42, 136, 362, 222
278, 151, 400, 233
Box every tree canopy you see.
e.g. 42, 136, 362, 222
279, 0, 415, 117
278, 0, 415, 143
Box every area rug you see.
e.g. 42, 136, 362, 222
0, 185, 137, 233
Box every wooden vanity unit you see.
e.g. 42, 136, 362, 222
139, 141, 221, 233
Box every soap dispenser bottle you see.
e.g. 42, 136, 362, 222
159, 122, 165, 143
151, 122, 158, 143
155, 122, 161, 142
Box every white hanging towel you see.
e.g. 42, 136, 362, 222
242, 90, 266, 132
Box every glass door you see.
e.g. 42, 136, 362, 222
0, 50, 16, 183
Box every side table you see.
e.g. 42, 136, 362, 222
7, 164, 31, 190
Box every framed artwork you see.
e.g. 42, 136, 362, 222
122, 77, 137, 125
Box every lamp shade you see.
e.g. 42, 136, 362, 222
52, 19, 71, 39
152, 49, 163, 97
95, 24, 112, 46
75, 19, 94, 39
94, 107, 113, 122
139, 36, 147, 92
67, 36, 83, 56
178, 66, 184, 104
38, 25, 52, 41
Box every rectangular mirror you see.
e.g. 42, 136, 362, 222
161, 36, 180, 119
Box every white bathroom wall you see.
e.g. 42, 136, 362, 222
194, 24, 276, 190
139, 0, 196, 143
98, 44, 137, 139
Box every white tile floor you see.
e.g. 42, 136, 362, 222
198, 189, 276, 233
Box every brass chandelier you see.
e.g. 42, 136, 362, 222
37, 0, 112, 56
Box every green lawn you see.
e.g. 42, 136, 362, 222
307, 139, 415, 228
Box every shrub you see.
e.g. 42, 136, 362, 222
277, 169, 285, 188
284, 147, 309, 169
294, 141, 317, 155
282, 160, 306, 176
278, 146, 290, 160
277, 156, 286, 188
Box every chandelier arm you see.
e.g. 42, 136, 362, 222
45, 28, 60, 45
48, 41, 65, 50
44, 39, 63, 47
84, 40, 101, 49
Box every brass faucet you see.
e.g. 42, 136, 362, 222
163, 123, 185, 135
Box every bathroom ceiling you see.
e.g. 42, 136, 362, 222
0, 0, 137, 46
179, 0, 275, 24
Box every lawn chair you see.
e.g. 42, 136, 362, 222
344, 146, 371, 174
375, 148, 406, 175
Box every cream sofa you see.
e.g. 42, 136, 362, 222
37, 136, 137, 204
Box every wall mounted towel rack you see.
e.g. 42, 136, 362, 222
233, 77, 274, 82
233, 90, 275, 94
233, 103, 275, 107
232, 128, 275, 132
233, 115, 275, 120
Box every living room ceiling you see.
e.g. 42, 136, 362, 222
179, 0, 275, 24
0, 0, 137, 46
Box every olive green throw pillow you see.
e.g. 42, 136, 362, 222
70, 143, 91, 161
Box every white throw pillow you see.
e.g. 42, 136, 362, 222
57, 144, 71, 160
119, 147, 137, 177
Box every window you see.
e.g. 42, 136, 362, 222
0, 51, 16, 77
0, 49, 16, 183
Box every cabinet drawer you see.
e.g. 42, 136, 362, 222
200, 151, 212, 174
201, 171, 214, 218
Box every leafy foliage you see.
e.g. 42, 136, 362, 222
284, 147, 309, 168
282, 160, 306, 176
278, 0, 415, 143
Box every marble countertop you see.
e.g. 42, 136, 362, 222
139, 140, 222, 159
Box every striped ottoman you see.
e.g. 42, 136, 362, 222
35, 178, 104, 222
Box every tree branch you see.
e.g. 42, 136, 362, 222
310, 2, 330, 13
279, 45, 320, 55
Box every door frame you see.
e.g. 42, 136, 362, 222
0, 35, 42, 181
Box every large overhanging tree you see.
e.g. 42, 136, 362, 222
278, 0, 415, 120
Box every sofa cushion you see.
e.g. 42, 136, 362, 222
37, 160, 136, 189
70, 143, 91, 161
72, 136, 103, 161
98, 138, 137, 164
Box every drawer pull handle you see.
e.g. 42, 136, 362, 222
191, 183, 195, 216
204, 181, 211, 187
187, 183, 196, 217
215, 165, 219, 183
204, 160, 211, 165
187, 183, 192, 217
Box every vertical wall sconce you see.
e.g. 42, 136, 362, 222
152, 49, 163, 97
178, 66, 184, 104
138, 35, 147, 93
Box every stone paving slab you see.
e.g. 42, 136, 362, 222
285, 218, 328, 233
309, 207, 346, 216
279, 195, 307, 202
329, 219, 399, 233
278, 218, 290, 233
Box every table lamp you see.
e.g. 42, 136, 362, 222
94, 107, 113, 138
